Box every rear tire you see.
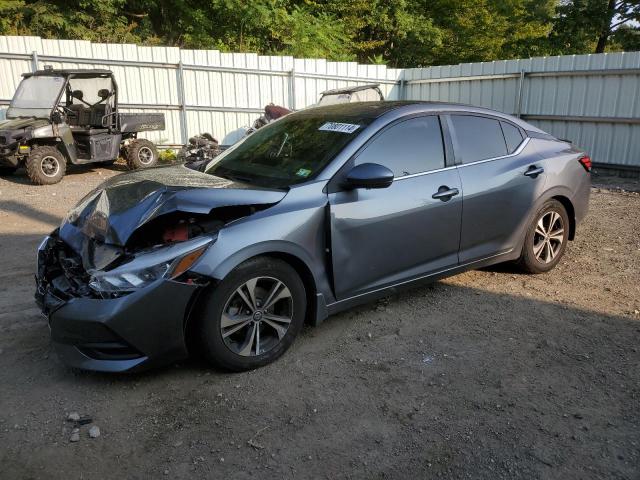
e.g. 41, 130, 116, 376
0, 166, 17, 176
196, 257, 306, 371
25, 146, 66, 185
125, 139, 158, 170
519, 199, 569, 274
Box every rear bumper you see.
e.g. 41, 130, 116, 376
46, 279, 199, 372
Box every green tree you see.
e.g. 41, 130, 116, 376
1, 0, 638, 67
0, 1, 26, 35
309, 0, 443, 66
424, 0, 556, 64
551, 0, 640, 54
125, 0, 353, 59
0, 0, 141, 42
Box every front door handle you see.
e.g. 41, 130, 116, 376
432, 186, 460, 201
524, 166, 544, 177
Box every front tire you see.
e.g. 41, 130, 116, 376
25, 146, 66, 185
0, 166, 17, 176
519, 199, 569, 273
125, 139, 158, 170
196, 257, 307, 371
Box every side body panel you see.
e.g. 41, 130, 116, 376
328, 169, 462, 299
455, 139, 547, 263
190, 181, 336, 306
118, 113, 165, 133
72, 132, 122, 163
531, 138, 591, 226
31, 123, 78, 163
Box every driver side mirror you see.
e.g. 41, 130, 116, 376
344, 163, 394, 189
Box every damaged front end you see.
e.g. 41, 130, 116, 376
35, 165, 287, 371
35, 232, 90, 316
35, 230, 215, 371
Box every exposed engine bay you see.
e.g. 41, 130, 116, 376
36, 165, 287, 310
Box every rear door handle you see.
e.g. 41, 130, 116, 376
432, 186, 459, 201
524, 166, 544, 177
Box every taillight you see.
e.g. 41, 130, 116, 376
578, 155, 592, 172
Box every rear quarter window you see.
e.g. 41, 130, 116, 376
500, 121, 525, 153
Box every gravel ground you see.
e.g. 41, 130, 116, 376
0, 164, 639, 480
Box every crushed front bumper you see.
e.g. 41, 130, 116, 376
45, 279, 198, 372
36, 235, 201, 373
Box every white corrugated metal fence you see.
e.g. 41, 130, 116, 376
404, 52, 640, 169
0, 36, 402, 147
1, 36, 638, 168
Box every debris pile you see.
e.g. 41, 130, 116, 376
180, 133, 222, 171
66, 412, 100, 443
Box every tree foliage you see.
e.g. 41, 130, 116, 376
551, 0, 640, 53
0, 0, 638, 66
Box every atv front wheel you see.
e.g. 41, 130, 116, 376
0, 166, 17, 176
26, 146, 66, 185
125, 139, 158, 170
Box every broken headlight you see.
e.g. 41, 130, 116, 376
88, 236, 213, 293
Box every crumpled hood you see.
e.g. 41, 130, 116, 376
59, 165, 287, 250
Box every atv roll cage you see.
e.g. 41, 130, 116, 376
8, 69, 118, 128
0, 68, 165, 184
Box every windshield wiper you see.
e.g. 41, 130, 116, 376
275, 133, 289, 157
211, 169, 254, 184
225, 173, 255, 184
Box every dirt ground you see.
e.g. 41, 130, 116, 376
0, 164, 639, 480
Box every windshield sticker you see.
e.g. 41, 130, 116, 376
318, 122, 361, 134
295, 168, 312, 177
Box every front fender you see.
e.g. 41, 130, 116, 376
189, 189, 334, 305
202, 240, 318, 282
31, 123, 77, 163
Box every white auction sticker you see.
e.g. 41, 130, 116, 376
318, 122, 361, 134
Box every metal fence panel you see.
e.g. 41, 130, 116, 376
0, 35, 401, 145
1, 35, 638, 167
404, 52, 640, 168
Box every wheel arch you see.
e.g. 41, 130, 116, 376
532, 185, 577, 242
192, 241, 323, 326
29, 138, 65, 152
551, 195, 576, 240
260, 251, 319, 325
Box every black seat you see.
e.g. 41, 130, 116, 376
71, 127, 110, 136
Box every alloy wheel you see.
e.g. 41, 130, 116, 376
138, 146, 154, 165
40, 155, 60, 177
220, 276, 293, 357
533, 210, 564, 264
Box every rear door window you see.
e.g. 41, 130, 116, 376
450, 115, 508, 164
500, 121, 524, 153
355, 116, 445, 177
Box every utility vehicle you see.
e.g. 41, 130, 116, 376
0, 67, 165, 184
317, 84, 384, 106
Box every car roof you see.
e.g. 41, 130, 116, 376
321, 84, 381, 95
23, 68, 113, 79
297, 101, 546, 133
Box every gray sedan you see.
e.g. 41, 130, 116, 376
35, 101, 591, 372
